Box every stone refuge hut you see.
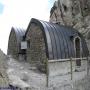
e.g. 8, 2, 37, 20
25, 18, 89, 73
7, 27, 25, 60
8, 18, 89, 73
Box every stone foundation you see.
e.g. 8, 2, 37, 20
49, 59, 87, 76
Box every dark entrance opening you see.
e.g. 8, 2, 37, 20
75, 37, 81, 66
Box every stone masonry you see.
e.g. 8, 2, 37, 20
8, 30, 19, 60
26, 23, 47, 72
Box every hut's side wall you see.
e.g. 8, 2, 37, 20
8, 31, 19, 60
48, 60, 87, 76
26, 23, 47, 72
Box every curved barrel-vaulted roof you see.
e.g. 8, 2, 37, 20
8, 27, 25, 59
26, 18, 89, 60
12, 27, 25, 43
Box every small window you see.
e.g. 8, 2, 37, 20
27, 40, 30, 48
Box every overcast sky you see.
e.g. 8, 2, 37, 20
0, 0, 56, 54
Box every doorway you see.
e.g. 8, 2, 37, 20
74, 37, 81, 66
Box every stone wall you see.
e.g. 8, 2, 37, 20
49, 59, 87, 76
47, 76, 90, 90
48, 59, 88, 86
8, 30, 19, 60
26, 23, 47, 72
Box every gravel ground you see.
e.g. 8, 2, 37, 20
7, 58, 46, 89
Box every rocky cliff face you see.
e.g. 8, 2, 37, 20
50, 0, 90, 38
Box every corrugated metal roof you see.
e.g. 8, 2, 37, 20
26, 18, 89, 60
8, 27, 25, 55
11, 27, 25, 43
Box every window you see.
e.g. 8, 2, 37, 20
21, 41, 27, 49
74, 37, 82, 66
27, 40, 30, 48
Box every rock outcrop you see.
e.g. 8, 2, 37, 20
0, 49, 9, 87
